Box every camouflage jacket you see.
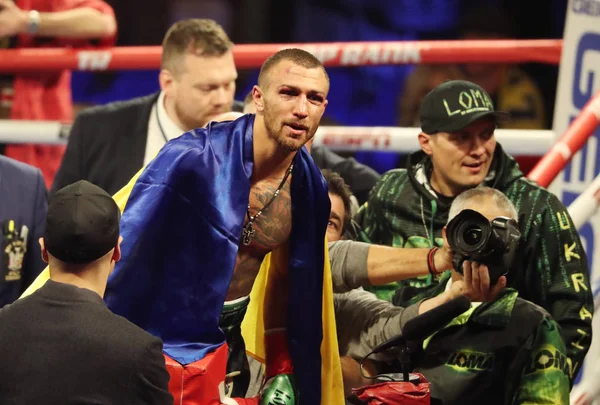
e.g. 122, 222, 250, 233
405, 273, 569, 405
356, 144, 594, 382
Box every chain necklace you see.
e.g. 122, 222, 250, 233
241, 163, 294, 246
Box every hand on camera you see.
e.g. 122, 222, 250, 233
450, 260, 506, 302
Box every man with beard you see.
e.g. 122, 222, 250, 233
243, 92, 380, 206
24, 48, 343, 405
51, 18, 238, 196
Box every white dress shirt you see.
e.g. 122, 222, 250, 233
144, 91, 186, 166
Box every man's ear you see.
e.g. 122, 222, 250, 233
159, 69, 175, 94
112, 236, 123, 263
39, 238, 49, 263
418, 132, 434, 156
252, 85, 265, 113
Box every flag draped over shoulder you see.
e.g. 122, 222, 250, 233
21, 114, 344, 405
103, 117, 256, 365
242, 241, 344, 405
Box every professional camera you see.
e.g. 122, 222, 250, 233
446, 209, 521, 284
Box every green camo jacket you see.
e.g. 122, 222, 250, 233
403, 273, 570, 405
355, 144, 594, 382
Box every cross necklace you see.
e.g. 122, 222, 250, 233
241, 162, 294, 246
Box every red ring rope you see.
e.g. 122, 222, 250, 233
0, 39, 562, 73
527, 91, 600, 188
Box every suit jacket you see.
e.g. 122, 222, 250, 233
51, 93, 159, 196
52, 95, 247, 197
0, 155, 47, 308
0, 280, 173, 405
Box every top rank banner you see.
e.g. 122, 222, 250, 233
551, 0, 600, 395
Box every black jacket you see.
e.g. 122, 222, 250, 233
0, 280, 173, 405
0, 155, 47, 308
51, 93, 159, 196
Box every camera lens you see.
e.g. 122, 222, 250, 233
446, 209, 492, 256
463, 225, 482, 246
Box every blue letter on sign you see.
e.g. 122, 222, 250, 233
573, 33, 600, 110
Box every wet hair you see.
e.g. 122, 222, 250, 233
257, 48, 329, 88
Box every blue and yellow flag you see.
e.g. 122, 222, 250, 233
242, 241, 343, 405
22, 115, 343, 405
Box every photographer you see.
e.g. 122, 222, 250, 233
321, 170, 507, 401
392, 187, 570, 405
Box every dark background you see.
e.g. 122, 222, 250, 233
72, 0, 568, 172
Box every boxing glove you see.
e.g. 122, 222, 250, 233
259, 328, 297, 405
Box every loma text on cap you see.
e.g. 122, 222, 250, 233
443, 89, 494, 117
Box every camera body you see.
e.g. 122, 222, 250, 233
446, 209, 521, 284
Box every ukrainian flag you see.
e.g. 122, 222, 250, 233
22, 115, 343, 405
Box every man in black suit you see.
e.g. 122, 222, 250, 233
51, 18, 239, 196
0, 180, 172, 405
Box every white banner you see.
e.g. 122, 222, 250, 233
312, 127, 554, 155
551, 0, 600, 396
0, 120, 554, 155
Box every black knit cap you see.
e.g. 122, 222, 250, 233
44, 180, 120, 264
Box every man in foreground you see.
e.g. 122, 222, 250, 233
0, 181, 172, 404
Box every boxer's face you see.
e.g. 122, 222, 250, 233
257, 60, 329, 152
165, 50, 237, 130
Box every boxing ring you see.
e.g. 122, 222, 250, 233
2, 38, 600, 266
0, 39, 599, 217
2, 38, 600, 401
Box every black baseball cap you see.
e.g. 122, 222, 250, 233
419, 80, 510, 134
44, 180, 120, 264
